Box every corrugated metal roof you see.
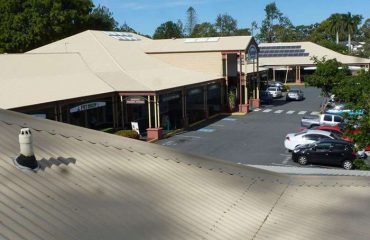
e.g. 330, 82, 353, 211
259, 42, 370, 66
138, 36, 252, 53
0, 53, 115, 109
1, 109, 370, 239
29, 30, 221, 92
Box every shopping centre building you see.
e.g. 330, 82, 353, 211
0, 30, 369, 139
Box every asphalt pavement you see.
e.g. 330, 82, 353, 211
157, 86, 327, 167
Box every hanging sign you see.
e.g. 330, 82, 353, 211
126, 96, 146, 104
247, 45, 258, 61
70, 102, 106, 113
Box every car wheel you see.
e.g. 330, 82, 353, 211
298, 156, 308, 165
342, 160, 353, 170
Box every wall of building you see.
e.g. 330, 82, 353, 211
149, 52, 223, 76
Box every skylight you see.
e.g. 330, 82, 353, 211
104, 31, 140, 41
184, 37, 220, 43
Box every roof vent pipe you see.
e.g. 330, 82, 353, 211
14, 128, 39, 171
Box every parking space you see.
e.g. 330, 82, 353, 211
157, 86, 336, 168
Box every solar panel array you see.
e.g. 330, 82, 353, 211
104, 31, 139, 41
259, 45, 309, 57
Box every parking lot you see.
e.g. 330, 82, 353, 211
157, 86, 329, 168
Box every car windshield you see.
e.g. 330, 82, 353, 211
267, 87, 276, 91
289, 90, 299, 93
330, 133, 341, 139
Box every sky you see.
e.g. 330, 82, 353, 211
93, 0, 370, 36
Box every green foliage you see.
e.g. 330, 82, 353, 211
305, 57, 348, 97
257, 2, 293, 42
0, 0, 116, 53
215, 13, 237, 36
353, 158, 370, 170
191, 22, 217, 37
114, 130, 140, 139
185, 6, 197, 36
153, 21, 184, 39
316, 39, 348, 54
281, 84, 290, 92
228, 91, 236, 111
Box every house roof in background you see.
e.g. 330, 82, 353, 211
0, 53, 115, 109
259, 42, 370, 67
138, 35, 252, 53
29, 30, 221, 92
1, 108, 370, 240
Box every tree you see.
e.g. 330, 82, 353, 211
258, 2, 294, 42
328, 13, 344, 44
191, 22, 217, 37
118, 21, 136, 33
0, 0, 116, 53
215, 13, 237, 36
251, 21, 258, 36
88, 5, 117, 31
235, 28, 251, 36
342, 12, 362, 52
305, 57, 348, 98
185, 6, 197, 36
153, 21, 183, 39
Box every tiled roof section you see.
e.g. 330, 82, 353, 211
1, 109, 370, 240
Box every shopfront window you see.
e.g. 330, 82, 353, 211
207, 83, 222, 116
186, 87, 205, 125
159, 91, 183, 132
61, 97, 113, 129
25, 107, 55, 120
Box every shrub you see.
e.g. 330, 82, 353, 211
282, 84, 290, 92
228, 91, 236, 111
353, 158, 370, 170
115, 130, 140, 139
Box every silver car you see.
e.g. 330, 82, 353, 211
286, 89, 304, 101
267, 87, 282, 98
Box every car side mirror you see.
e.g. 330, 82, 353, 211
311, 146, 316, 151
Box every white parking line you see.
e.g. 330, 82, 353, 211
274, 110, 284, 113
254, 108, 261, 112
286, 110, 295, 114
298, 111, 307, 115
310, 111, 320, 115
263, 109, 272, 112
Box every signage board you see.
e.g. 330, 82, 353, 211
70, 102, 106, 113
131, 122, 140, 135
247, 45, 258, 61
126, 96, 145, 104
32, 114, 47, 119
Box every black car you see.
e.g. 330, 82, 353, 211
292, 139, 356, 170
260, 91, 273, 104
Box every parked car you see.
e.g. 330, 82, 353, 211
298, 125, 343, 137
267, 86, 282, 98
284, 129, 339, 151
260, 91, 273, 104
292, 139, 356, 170
341, 128, 370, 152
301, 114, 343, 128
286, 89, 304, 101
268, 81, 283, 88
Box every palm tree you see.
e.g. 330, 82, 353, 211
342, 12, 362, 52
328, 13, 343, 44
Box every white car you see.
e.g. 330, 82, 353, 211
284, 130, 339, 151
267, 87, 282, 98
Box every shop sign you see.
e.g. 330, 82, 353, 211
126, 96, 146, 104
131, 122, 140, 135
70, 102, 106, 113
247, 45, 258, 61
